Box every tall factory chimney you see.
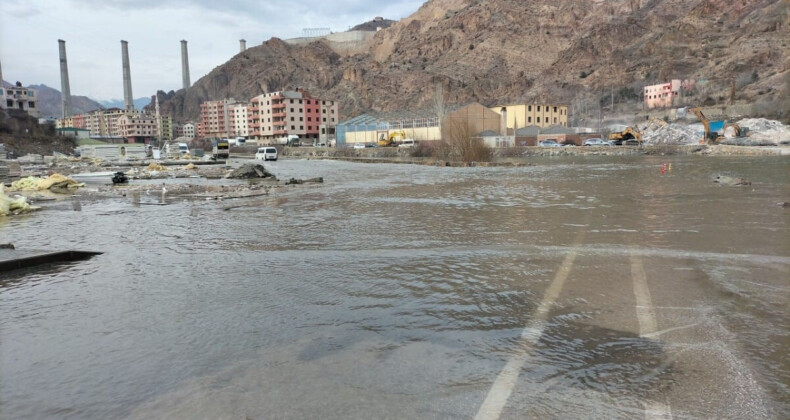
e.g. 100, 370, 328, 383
240, 39, 247, 53
500, 107, 508, 136
121, 40, 134, 111
58, 39, 73, 118
180, 40, 190, 90
0, 58, 4, 87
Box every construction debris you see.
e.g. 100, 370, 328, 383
226, 164, 276, 179
736, 118, 790, 144
0, 185, 38, 216
285, 177, 324, 185
714, 175, 751, 186
146, 162, 168, 171
642, 124, 700, 145
9, 174, 85, 192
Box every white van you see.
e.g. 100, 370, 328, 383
398, 139, 417, 148
255, 147, 278, 161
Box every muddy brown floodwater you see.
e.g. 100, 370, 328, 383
1, 155, 788, 419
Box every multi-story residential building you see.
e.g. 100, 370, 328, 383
182, 123, 196, 139
117, 113, 158, 143
490, 104, 568, 129
644, 80, 681, 109
228, 103, 249, 138
248, 89, 339, 143
196, 122, 205, 139
199, 99, 237, 138
0, 82, 38, 117
159, 115, 173, 141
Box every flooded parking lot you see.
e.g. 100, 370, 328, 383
1, 156, 788, 419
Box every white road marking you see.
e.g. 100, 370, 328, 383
630, 253, 673, 420
474, 232, 585, 420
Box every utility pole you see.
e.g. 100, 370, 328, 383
611, 85, 614, 114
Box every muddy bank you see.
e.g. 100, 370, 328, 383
277, 144, 789, 167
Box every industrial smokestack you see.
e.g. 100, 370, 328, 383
180, 40, 190, 90
0, 58, 4, 88
500, 107, 508, 136
58, 39, 73, 118
240, 39, 246, 53
121, 40, 134, 111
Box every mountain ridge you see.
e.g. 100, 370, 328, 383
155, 0, 790, 123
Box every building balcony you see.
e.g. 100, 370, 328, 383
272, 103, 285, 110
272, 112, 286, 118
273, 130, 287, 135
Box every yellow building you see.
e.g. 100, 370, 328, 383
490, 104, 568, 129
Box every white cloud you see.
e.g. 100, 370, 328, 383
0, 0, 420, 101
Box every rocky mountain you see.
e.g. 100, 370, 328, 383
156, 0, 789, 123
351, 18, 396, 31
27, 84, 105, 117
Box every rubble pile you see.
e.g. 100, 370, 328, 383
736, 118, 790, 144
642, 124, 700, 145
227, 164, 276, 179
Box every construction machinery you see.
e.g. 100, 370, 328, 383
378, 130, 406, 147
690, 107, 744, 144
607, 126, 643, 145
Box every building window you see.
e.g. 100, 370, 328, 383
537, 117, 541, 123
322, 109, 326, 113
322, 117, 326, 122
300, 126, 303, 130
290, 99, 294, 104
528, 117, 532, 123
291, 125, 295, 130
299, 108, 303, 112
290, 108, 294, 112
553, 117, 557, 123
553, 107, 557, 112
299, 100, 303, 104
331, 118, 334, 122
307, 117, 312, 121
299, 117, 303, 121
537, 106, 541, 112
290, 117, 294, 121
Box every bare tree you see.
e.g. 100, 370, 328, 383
440, 119, 492, 162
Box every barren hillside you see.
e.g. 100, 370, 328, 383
155, 0, 790, 122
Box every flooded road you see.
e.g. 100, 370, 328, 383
1, 156, 789, 419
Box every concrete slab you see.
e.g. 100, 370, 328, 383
0, 249, 102, 272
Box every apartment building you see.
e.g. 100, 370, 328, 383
182, 123, 196, 139
490, 104, 568, 129
248, 89, 339, 143
160, 115, 173, 141
200, 99, 237, 138
228, 103, 249, 137
117, 113, 158, 143
0, 82, 38, 117
644, 80, 681, 109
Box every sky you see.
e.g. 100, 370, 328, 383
0, 0, 423, 102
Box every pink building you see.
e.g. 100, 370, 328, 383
248, 89, 338, 143
644, 80, 682, 109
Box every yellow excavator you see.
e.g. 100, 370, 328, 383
378, 130, 406, 147
691, 107, 742, 144
607, 126, 643, 145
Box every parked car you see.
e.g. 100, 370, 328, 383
352, 143, 366, 149
583, 138, 608, 146
365, 143, 377, 148
255, 147, 278, 161
538, 139, 560, 147
398, 139, 418, 148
